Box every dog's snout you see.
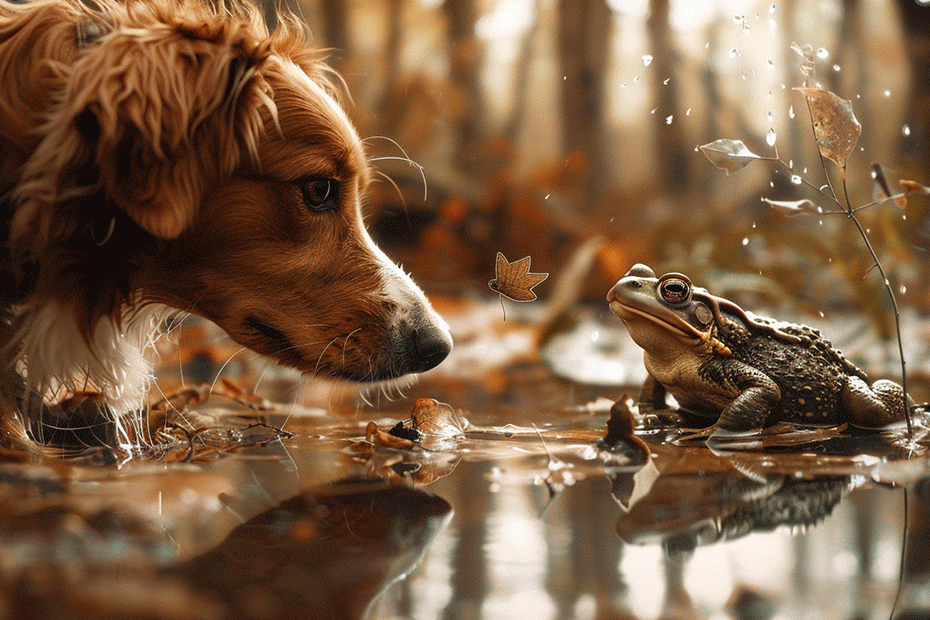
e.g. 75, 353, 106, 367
411, 323, 453, 373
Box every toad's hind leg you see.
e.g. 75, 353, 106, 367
843, 376, 912, 428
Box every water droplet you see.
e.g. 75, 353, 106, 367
545, 193, 551, 199
766, 110, 773, 121
816, 47, 829, 59
769, 3, 776, 13
884, 89, 891, 97
642, 54, 653, 66
767, 59, 774, 69
686, 107, 692, 116
901, 285, 907, 295
766, 129, 776, 146
633, 76, 640, 83
833, 64, 841, 72
903, 124, 911, 136
742, 237, 749, 246
791, 175, 802, 185
729, 48, 739, 58
788, 105, 795, 118
734, 15, 743, 23
666, 115, 673, 125
650, 107, 657, 114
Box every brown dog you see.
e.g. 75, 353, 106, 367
0, 0, 452, 445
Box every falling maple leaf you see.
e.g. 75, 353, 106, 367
488, 252, 549, 302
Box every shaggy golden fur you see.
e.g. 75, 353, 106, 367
0, 0, 452, 447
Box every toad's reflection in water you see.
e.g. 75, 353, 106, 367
617, 450, 851, 549
179, 479, 452, 620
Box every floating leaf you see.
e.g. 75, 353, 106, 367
762, 197, 820, 217
364, 397, 465, 452
410, 397, 466, 451
488, 252, 549, 302
366, 420, 417, 449
794, 87, 860, 174
699, 139, 762, 175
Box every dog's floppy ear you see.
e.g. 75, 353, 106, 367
22, 13, 274, 240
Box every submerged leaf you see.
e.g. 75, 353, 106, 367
794, 87, 860, 173
762, 197, 820, 217
699, 139, 762, 175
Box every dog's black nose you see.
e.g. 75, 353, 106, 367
411, 324, 453, 372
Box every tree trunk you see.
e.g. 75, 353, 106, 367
647, 0, 689, 193
443, 0, 484, 156
557, 0, 612, 206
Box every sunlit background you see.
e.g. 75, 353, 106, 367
279, 0, 929, 337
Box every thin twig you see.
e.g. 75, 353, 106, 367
799, 103, 912, 436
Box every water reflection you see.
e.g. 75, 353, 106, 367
181, 479, 452, 620
0, 473, 451, 620
2, 396, 930, 619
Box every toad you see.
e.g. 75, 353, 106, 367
607, 264, 913, 441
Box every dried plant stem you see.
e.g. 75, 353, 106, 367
837, 177, 912, 436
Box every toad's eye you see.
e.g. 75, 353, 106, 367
300, 177, 339, 212
659, 276, 692, 305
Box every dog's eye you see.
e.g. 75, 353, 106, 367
300, 177, 339, 212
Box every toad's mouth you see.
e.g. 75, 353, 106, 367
608, 299, 704, 342
607, 296, 733, 356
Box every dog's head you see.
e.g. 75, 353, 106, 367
9, 0, 451, 399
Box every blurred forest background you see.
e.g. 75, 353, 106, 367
268, 0, 930, 336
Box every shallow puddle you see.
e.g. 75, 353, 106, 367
1, 375, 930, 619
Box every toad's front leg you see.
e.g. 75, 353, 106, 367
710, 361, 781, 435
637, 373, 668, 413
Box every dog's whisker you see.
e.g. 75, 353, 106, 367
208, 346, 248, 395
369, 157, 428, 203
365, 134, 428, 201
